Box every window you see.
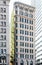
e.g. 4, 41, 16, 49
30, 32, 33, 36
25, 12, 28, 16
20, 30, 24, 34
15, 10, 18, 14
20, 60, 24, 65
29, 14, 33, 18
30, 55, 33, 59
25, 49, 29, 53
20, 48, 24, 52
20, 54, 24, 58
30, 49, 33, 53
0, 28, 3, 33
4, 8, 6, 13
1, 42, 3, 47
3, 1, 6, 5
15, 16, 18, 21
25, 25, 28, 29
16, 62, 18, 65
30, 38, 33, 42
25, 37, 29, 41
29, 20, 31, 24
19, 11, 23, 15
30, 43, 33, 48
1, 42, 6, 47
16, 48, 18, 52
20, 24, 24, 28
25, 19, 26, 23
3, 49, 6, 54
16, 36, 18, 40
27, 19, 28, 23
20, 17, 22, 22
25, 43, 29, 47
19, 7, 23, 10
26, 61, 29, 65
16, 42, 18, 46
22, 18, 24, 22
20, 42, 24, 46
4, 15, 6, 20
16, 29, 18, 34
15, 54, 18, 58
32, 21, 33, 24
3, 42, 6, 47
1, 14, 3, 19
1, 49, 3, 54
1, 8, 3, 13
30, 26, 33, 30
29, 20, 33, 24
3, 22, 6, 27
25, 31, 28, 35
1, 35, 3, 40
3, 28, 6, 33
20, 36, 24, 40
4, 35, 6, 40
1, 22, 3, 26
16, 23, 18, 27
30, 61, 33, 65
15, 6, 18, 9
25, 55, 29, 59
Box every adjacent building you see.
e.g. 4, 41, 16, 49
0, 0, 10, 65
14, 2, 35, 65
31, 0, 42, 65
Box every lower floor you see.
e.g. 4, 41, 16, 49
0, 54, 10, 65
14, 58, 35, 65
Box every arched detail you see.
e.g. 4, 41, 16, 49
26, 60, 29, 65
30, 60, 33, 65
20, 60, 24, 65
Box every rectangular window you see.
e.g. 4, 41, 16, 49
16, 29, 18, 34
16, 42, 18, 46
16, 48, 18, 52
3, 49, 6, 54
25, 37, 29, 41
4, 15, 6, 20
16, 23, 18, 27
16, 36, 18, 40
20, 48, 24, 52
1, 8, 3, 13
20, 24, 24, 28
25, 49, 29, 53
4, 8, 6, 13
25, 43, 29, 47
3, 22, 6, 27
1, 49, 3, 54
15, 54, 18, 58
25, 31, 28, 35
25, 54, 29, 59
20, 30, 24, 34
20, 36, 24, 40
20, 42, 24, 46
20, 54, 24, 58
15, 10, 18, 14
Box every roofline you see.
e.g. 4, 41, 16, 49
14, 2, 35, 9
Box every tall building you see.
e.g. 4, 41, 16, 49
0, 0, 10, 65
14, 2, 35, 65
31, 0, 42, 65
